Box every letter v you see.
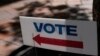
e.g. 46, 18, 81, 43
33, 22, 43, 32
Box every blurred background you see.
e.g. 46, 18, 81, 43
0, 0, 93, 56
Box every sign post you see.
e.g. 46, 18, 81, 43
20, 16, 98, 56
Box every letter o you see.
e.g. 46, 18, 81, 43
44, 23, 55, 33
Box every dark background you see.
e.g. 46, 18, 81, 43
0, 0, 20, 6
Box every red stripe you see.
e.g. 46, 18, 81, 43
33, 34, 83, 48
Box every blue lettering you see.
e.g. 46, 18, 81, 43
55, 24, 65, 34
44, 23, 55, 33
33, 22, 43, 32
33, 22, 78, 36
66, 25, 77, 36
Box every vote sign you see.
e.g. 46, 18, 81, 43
20, 17, 98, 56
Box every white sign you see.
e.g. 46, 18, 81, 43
20, 16, 98, 56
